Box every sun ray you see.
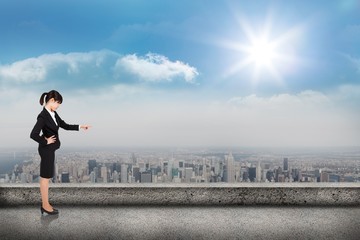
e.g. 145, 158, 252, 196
220, 13, 303, 87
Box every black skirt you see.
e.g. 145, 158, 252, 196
38, 141, 60, 178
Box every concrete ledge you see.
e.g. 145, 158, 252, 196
1, 183, 359, 206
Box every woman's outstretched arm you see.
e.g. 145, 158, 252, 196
55, 112, 91, 131
54, 111, 78, 130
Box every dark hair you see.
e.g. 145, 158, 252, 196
39, 90, 63, 106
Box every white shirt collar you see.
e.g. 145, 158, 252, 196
45, 106, 54, 115
45, 106, 57, 125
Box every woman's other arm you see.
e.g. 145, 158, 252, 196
30, 116, 48, 146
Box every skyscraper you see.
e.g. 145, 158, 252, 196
185, 167, 193, 183
133, 166, 141, 183
90, 171, 96, 183
121, 163, 128, 183
283, 158, 289, 171
140, 171, 152, 183
225, 152, 235, 183
101, 166, 108, 183
113, 170, 119, 183
167, 158, 174, 182
131, 153, 137, 165
275, 167, 282, 182
256, 161, 261, 182
11, 172, 16, 183
266, 170, 274, 182
20, 172, 27, 183
320, 171, 329, 182
248, 167, 256, 182
292, 168, 300, 182
61, 172, 70, 183
88, 160, 97, 174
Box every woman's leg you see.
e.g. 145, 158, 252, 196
39, 148, 56, 211
40, 177, 53, 211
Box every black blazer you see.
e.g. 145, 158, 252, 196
30, 107, 79, 150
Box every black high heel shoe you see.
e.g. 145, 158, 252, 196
41, 206, 59, 215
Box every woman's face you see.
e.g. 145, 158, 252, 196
48, 98, 61, 111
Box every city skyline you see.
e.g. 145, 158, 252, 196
0, 1, 360, 148
1, 146, 359, 184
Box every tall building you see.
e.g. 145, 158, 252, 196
185, 167, 193, 183
121, 163, 128, 183
139, 162, 146, 172
292, 169, 301, 182
140, 171, 152, 183
4, 174, 9, 183
266, 170, 274, 182
20, 173, 27, 183
315, 169, 321, 182
275, 167, 282, 182
240, 166, 247, 182
131, 153, 137, 165
93, 166, 99, 180
113, 170, 119, 183
202, 163, 207, 182
88, 160, 97, 174
11, 172, 16, 183
61, 172, 70, 183
225, 152, 235, 183
90, 171, 96, 183
101, 166, 108, 183
214, 161, 220, 176
167, 158, 174, 182
320, 171, 329, 182
248, 167, 256, 182
283, 158, 289, 171
133, 166, 141, 183
115, 162, 121, 173
256, 161, 261, 182
278, 174, 285, 182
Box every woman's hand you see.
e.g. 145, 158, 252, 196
45, 135, 56, 145
80, 125, 92, 130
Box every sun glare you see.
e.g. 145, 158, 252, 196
248, 38, 276, 66
220, 14, 303, 86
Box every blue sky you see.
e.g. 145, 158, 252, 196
0, 0, 360, 148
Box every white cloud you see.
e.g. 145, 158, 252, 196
115, 53, 199, 83
0, 50, 198, 85
228, 90, 331, 113
0, 57, 47, 83
222, 90, 359, 147
0, 50, 117, 83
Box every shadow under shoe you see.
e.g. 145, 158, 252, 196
40, 214, 59, 228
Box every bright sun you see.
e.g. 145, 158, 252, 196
220, 15, 302, 86
248, 38, 276, 67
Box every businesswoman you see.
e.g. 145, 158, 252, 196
30, 90, 91, 215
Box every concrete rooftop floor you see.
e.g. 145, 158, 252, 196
1, 206, 359, 240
